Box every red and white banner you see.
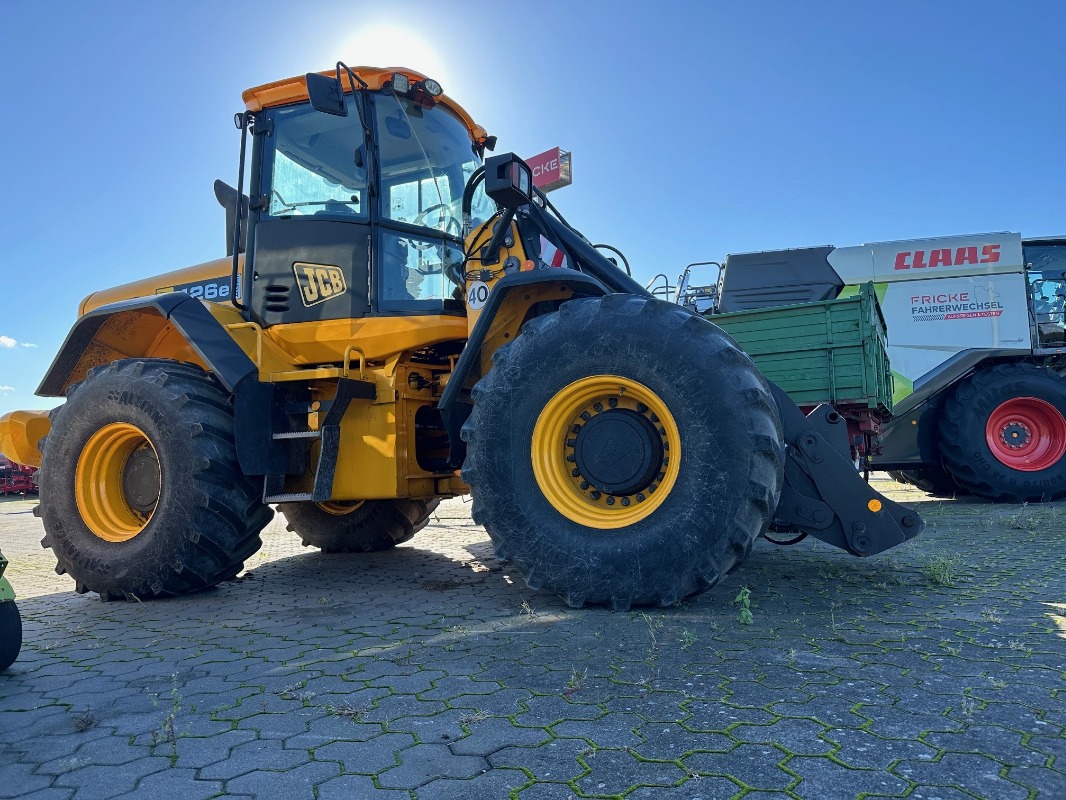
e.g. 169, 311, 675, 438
539, 235, 568, 269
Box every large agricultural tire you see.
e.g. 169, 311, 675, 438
938, 363, 1066, 502
38, 359, 274, 600
461, 294, 784, 610
279, 498, 440, 553
887, 467, 969, 498
0, 601, 21, 672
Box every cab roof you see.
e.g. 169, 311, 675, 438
242, 66, 487, 145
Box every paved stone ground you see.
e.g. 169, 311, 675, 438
0, 478, 1063, 799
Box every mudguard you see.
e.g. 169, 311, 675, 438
37, 293, 257, 397
439, 269, 609, 466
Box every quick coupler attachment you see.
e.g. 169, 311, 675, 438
767, 385, 924, 556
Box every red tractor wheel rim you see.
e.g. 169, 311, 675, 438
984, 397, 1066, 471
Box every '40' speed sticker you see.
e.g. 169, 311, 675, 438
466, 281, 490, 310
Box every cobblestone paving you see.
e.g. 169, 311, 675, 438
1, 478, 1063, 799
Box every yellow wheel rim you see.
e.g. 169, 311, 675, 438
317, 500, 366, 516
532, 375, 681, 530
75, 423, 159, 542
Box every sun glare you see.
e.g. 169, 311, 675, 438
336, 25, 450, 87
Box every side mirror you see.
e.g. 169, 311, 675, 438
305, 72, 348, 116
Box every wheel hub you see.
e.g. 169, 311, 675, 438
122, 445, 160, 514
998, 421, 1031, 449
572, 408, 663, 496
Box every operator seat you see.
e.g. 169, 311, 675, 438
314, 200, 358, 216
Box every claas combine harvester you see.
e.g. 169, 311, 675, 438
0, 64, 923, 608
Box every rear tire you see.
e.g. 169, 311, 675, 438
938, 363, 1066, 502
38, 360, 273, 600
279, 499, 439, 553
461, 295, 783, 609
0, 601, 21, 672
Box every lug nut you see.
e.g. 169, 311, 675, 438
621, 497, 631, 507
580, 411, 592, 421
608, 398, 618, 408
593, 402, 603, 412
606, 496, 615, 506
636, 403, 648, 413
636, 493, 645, 502
566, 454, 576, 462
590, 491, 601, 500
580, 481, 589, 490
571, 468, 580, 477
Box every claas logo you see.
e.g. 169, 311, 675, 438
293, 262, 347, 306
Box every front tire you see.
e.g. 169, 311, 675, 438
938, 363, 1066, 502
461, 295, 784, 610
0, 601, 21, 671
279, 498, 439, 553
38, 360, 273, 600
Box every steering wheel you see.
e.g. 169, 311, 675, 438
412, 203, 462, 243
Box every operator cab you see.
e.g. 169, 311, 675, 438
1024, 239, 1066, 350
239, 67, 494, 327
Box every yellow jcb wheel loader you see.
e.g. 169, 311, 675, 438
0, 64, 922, 608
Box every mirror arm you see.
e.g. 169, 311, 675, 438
230, 112, 252, 312
336, 62, 375, 197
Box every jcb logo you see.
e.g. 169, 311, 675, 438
293, 262, 347, 306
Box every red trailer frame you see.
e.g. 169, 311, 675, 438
0, 456, 36, 495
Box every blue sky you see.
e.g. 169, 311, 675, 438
1, 0, 1064, 415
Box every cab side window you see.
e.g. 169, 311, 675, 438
1026, 245, 1066, 348
267, 105, 368, 219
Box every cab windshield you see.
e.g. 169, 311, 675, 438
374, 92, 494, 236
373, 92, 494, 311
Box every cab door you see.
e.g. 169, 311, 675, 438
247, 103, 372, 327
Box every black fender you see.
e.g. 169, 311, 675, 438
38, 294, 256, 397
439, 269, 608, 467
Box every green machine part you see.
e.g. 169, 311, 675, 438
711, 282, 895, 413
837, 282, 914, 407
0, 553, 14, 602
